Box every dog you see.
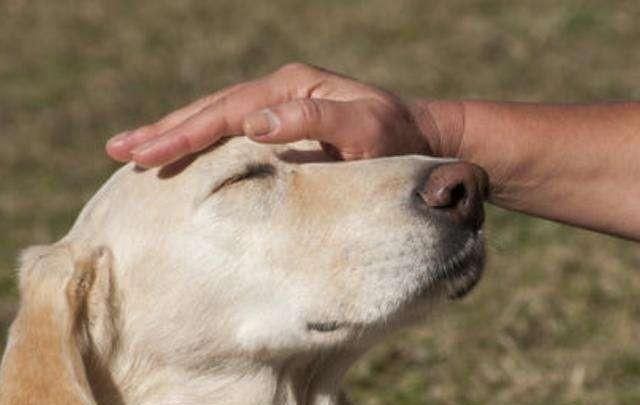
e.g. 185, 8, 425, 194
0, 137, 488, 405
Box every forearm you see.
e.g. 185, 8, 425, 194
415, 100, 640, 240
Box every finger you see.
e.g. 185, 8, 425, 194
129, 80, 298, 167
113, 63, 332, 166
106, 129, 156, 162
244, 98, 375, 148
129, 111, 230, 168
105, 83, 252, 161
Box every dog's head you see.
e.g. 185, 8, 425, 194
1, 138, 488, 403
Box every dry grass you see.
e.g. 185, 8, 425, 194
2, 1, 640, 403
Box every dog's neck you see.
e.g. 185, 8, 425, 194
92, 349, 357, 405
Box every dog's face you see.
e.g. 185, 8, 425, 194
68, 138, 485, 358
1, 138, 487, 404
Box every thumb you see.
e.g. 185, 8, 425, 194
243, 98, 363, 145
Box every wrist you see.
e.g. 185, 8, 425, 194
409, 100, 465, 158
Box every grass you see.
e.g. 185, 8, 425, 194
2, 0, 640, 403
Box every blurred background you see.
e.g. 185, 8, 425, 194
1, 0, 639, 403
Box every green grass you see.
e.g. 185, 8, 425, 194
2, 1, 640, 403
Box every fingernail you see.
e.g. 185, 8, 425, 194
107, 130, 132, 148
243, 109, 280, 137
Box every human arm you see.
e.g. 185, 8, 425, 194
416, 100, 640, 240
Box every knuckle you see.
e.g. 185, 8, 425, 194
272, 63, 325, 98
275, 62, 321, 81
277, 62, 310, 75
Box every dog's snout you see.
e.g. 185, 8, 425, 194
418, 162, 489, 230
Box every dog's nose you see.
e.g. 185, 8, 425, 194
418, 162, 489, 230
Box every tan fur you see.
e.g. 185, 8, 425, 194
0, 139, 484, 405
0, 246, 113, 405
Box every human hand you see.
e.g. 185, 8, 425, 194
106, 63, 455, 167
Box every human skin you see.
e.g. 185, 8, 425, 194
106, 63, 640, 241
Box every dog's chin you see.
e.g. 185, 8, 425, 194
442, 257, 484, 299
433, 233, 485, 300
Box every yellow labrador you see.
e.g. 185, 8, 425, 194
0, 138, 488, 405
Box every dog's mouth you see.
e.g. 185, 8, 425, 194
430, 233, 485, 300
306, 321, 345, 333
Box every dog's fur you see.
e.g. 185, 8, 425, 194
0, 138, 485, 405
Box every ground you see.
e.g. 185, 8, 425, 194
1, 1, 640, 403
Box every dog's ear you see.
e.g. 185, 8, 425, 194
0, 244, 115, 405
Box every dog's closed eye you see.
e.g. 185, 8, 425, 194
211, 163, 276, 194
